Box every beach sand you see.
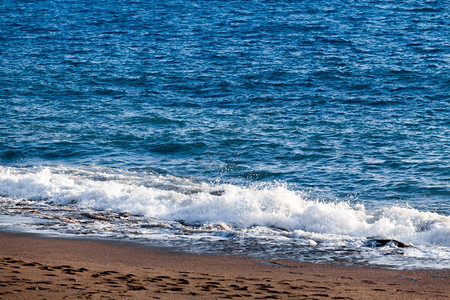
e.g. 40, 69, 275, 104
0, 232, 448, 299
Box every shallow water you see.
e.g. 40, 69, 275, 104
0, 0, 449, 269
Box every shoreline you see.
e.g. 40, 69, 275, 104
0, 232, 449, 299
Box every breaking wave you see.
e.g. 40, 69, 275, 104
1, 165, 448, 249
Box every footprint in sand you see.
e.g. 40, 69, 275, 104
230, 284, 248, 291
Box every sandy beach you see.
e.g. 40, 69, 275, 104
0, 232, 448, 299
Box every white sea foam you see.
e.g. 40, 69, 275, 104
1, 165, 448, 250
1, 166, 450, 269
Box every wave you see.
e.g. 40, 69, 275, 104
1, 165, 448, 249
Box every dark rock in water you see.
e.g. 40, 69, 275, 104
81, 212, 115, 221
119, 212, 140, 217
364, 239, 411, 248
183, 189, 225, 196
209, 190, 225, 196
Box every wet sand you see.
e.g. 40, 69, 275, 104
0, 232, 448, 299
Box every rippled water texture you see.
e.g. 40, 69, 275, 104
0, 0, 449, 268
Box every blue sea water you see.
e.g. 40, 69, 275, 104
0, 0, 449, 269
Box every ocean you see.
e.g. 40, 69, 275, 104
0, 0, 449, 269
